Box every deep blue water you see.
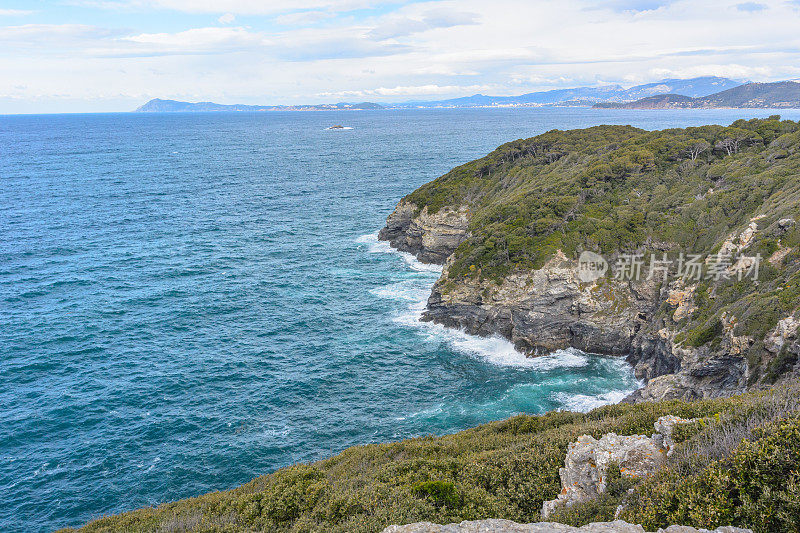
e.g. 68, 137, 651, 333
3, 107, 800, 532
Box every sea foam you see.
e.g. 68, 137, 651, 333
361, 232, 593, 370
360, 231, 639, 412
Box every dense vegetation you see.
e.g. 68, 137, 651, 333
63, 380, 800, 532
406, 117, 799, 279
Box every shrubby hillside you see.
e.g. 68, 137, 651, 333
405, 117, 799, 279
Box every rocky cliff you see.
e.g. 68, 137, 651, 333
379, 120, 800, 402
378, 202, 470, 264
379, 200, 764, 401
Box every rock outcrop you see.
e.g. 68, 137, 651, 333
541, 433, 665, 518
421, 250, 657, 356
378, 202, 470, 264
382, 519, 751, 533
541, 416, 695, 518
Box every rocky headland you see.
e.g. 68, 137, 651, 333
379, 119, 800, 402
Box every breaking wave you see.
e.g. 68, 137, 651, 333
360, 231, 640, 411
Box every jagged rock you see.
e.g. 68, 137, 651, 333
542, 416, 697, 517
541, 433, 665, 518
652, 415, 695, 455
422, 251, 657, 356
378, 202, 469, 264
768, 246, 792, 265
379, 202, 753, 402
778, 217, 796, 231
765, 315, 799, 353
666, 282, 696, 322
382, 519, 751, 532
720, 313, 753, 357
718, 218, 762, 256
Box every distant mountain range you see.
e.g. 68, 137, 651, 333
135, 77, 800, 113
394, 76, 741, 108
595, 81, 800, 109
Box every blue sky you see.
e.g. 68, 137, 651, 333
1, 0, 799, 113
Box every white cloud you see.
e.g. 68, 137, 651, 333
274, 10, 334, 25
368, 9, 479, 40
0, 24, 121, 52
97, 26, 268, 56
5, 0, 800, 111
0, 9, 34, 16
77, 0, 396, 14
318, 84, 494, 97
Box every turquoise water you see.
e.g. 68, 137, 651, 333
3, 108, 800, 532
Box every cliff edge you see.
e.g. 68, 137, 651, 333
380, 119, 800, 401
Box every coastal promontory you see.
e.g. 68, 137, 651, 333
379, 118, 800, 402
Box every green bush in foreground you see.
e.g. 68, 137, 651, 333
61, 380, 800, 533
621, 414, 800, 532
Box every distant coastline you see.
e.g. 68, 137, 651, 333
134, 76, 740, 112
134, 78, 800, 113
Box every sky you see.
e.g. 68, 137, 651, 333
1, 0, 800, 113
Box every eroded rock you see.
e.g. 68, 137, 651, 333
765, 315, 799, 353
423, 251, 656, 356
378, 202, 470, 264
652, 415, 694, 456
542, 416, 697, 518
378, 200, 756, 403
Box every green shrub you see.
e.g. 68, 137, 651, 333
686, 319, 723, 347
622, 414, 800, 533
411, 481, 459, 508
545, 493, 620, 526
61, 381, 800, 533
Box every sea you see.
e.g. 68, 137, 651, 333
3, 107, 800, 532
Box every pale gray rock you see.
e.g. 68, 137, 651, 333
653, 415, 697, 456
764, 315, 799, 353
541, 433, 665, 517
422, 250, 655, 357
778, 217, 796, 231
381, 519, 751, 533
542, 416, 697, 517
378, 201, 469, 264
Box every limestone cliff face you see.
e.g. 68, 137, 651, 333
377, 201, 470, 264
378, 203, 763, 402
422, 250, 656, 357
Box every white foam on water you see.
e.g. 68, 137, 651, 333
360, 232, 638, 393
420, 319, 592, 370
361, 231, 642, 417
553, 390, 634, 413
362, 234, 589, 369
357, 233, 442, 273
369, 280, 429, 302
